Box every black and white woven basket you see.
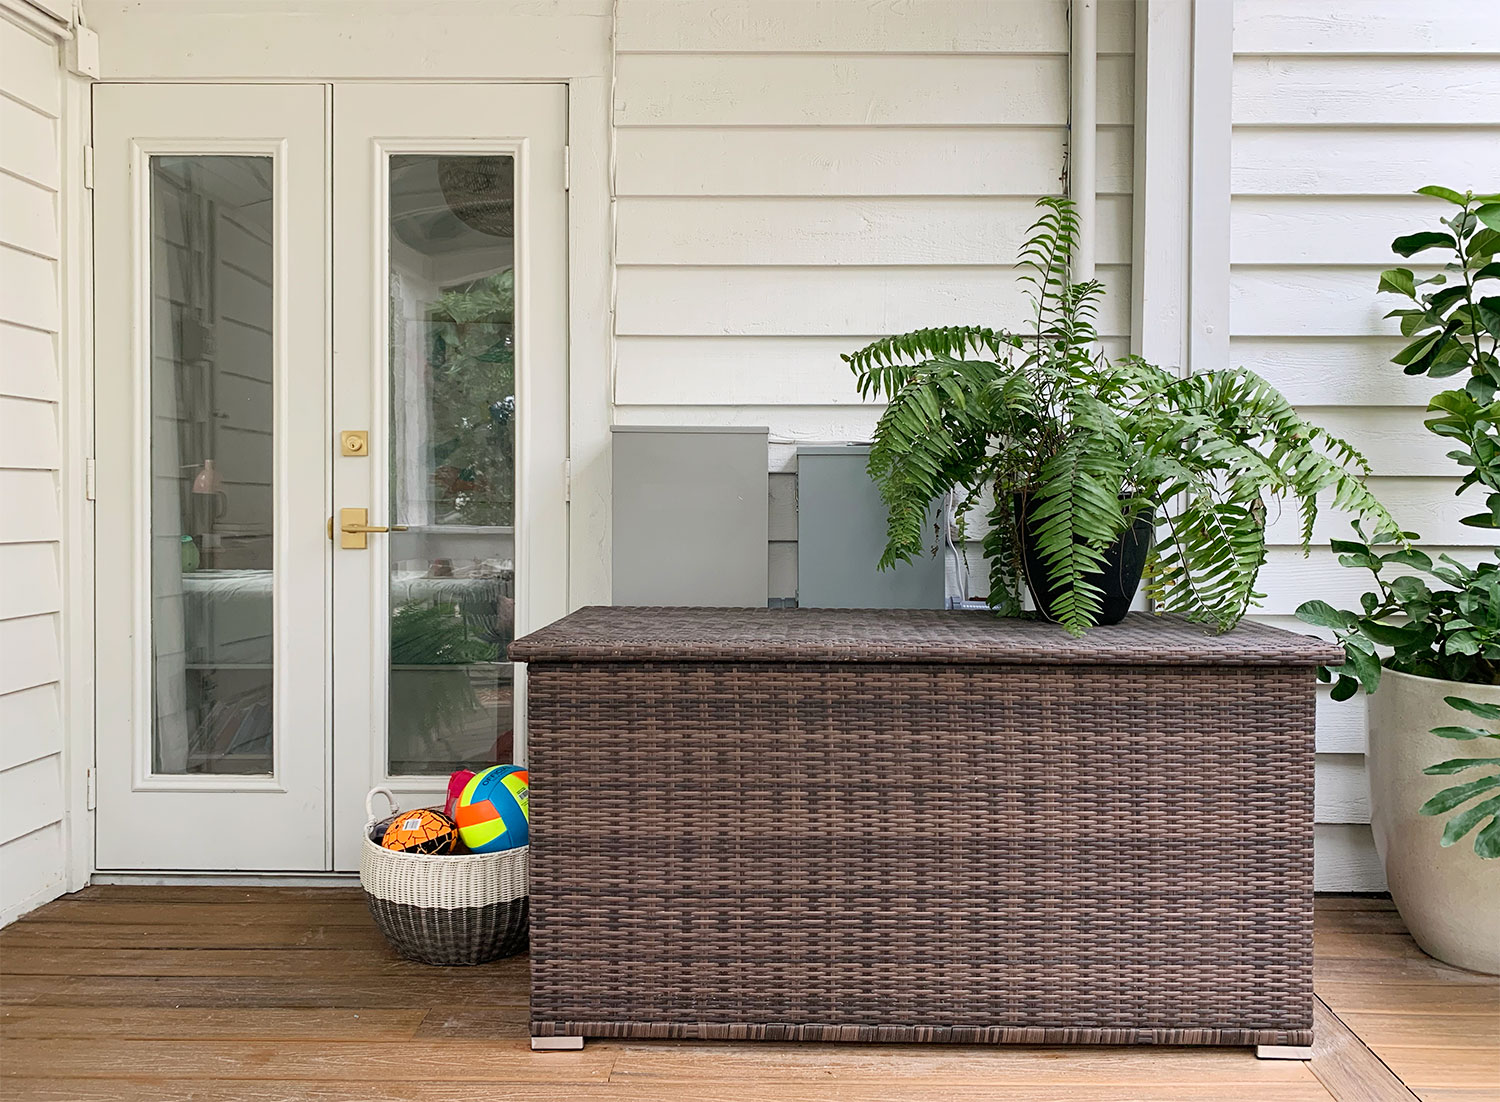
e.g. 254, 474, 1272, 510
360, 788, 528, 966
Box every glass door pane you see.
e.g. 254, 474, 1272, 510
386, 154, 516, 774
150, 155, 275, 775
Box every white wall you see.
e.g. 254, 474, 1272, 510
0, 9, 70, 924
611, 0, 1137, 598
1232, 0, 1500, 889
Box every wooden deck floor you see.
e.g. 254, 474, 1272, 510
1, 889, 1496, 1101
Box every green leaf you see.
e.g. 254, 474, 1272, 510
1477, 297, 1500, 340
1477, 204, 1500, 233
1330, 675, 1361, 702
1416, 185, 1470, 205
1391, 231, 1457, 257
1432, 726, 1500, 741
1295, 600, 1354, 630
1378, 268, 1417, 298
1419, 773, 1500, 815
1445, 696, 1500, 721
1438, 794, 1500, 847
1477, 816, 1500, 858
1469, 228, 1500, 259
1423, 756, 1500, 775
1392, 331, 1445, 367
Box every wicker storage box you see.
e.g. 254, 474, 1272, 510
360, 789, 528, 966
512, 608, 1341, 1048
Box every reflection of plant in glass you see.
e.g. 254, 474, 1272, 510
423, 270, 515, 527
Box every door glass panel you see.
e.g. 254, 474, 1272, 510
150, 155, 275, 775
387, 154, 516, 776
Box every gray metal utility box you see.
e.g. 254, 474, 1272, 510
611, 426, 768, 606
797, 445, 945, 609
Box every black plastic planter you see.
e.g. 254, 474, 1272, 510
1016, 498, 1155, 627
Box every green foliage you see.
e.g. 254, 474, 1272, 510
417, 271, 516, 527
845, 197, 1397, 636
390, 601, 496, 666
1298, 187, 1500, 695
1419, 695, 1500, 859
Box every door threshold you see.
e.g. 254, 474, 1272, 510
92, 871, 359, 887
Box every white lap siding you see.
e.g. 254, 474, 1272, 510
611, 0, 1137, 599
0, 11, 68, 925
1232, 0, 1500, 889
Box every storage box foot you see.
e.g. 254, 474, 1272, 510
531, 1035, 584, 1051
1256, 1044, 1313, 1060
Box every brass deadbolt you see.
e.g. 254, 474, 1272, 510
341, 430, 369, 456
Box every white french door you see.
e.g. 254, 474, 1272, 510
329, 85, 569, 870
93, 83, 569, 872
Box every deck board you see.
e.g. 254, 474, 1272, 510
1, 888, 1496, 1101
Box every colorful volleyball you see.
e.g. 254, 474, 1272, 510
380, 808, 459, 855
454, 765, 529, 853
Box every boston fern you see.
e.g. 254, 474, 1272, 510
845, 197, 1398, 636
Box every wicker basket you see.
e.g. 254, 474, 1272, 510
359, 788, 529, 966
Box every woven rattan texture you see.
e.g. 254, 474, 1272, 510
509, 607, 1345, 668
526, 657, 1316, 1046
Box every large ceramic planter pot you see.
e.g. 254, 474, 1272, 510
1367, 669, 1500, 974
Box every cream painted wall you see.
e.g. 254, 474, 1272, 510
0, 9, 71, 925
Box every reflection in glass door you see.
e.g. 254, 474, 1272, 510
150, 155, 276, 777
387, 154, 517, 773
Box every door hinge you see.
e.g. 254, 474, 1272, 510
84, 457, 96, 500
562, 145, 570, 191
86, 768, 96, 811
564, 458, 572, 503
83, 146, 94, 191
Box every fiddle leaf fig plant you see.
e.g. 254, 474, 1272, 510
1420, 695, 1500, 859
845, 197, 1398, 636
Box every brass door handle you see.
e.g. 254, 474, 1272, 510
337, 508, 407, 549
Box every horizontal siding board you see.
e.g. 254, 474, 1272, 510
0, 16, 61, 118
0, 613, 61, 696
1253, 547, 1489, 616
0, 470, 59, 543
1315, 754, 1371, 824
0, 244, 58, 332
616, 195, 1134, 266
616, 265, 1131, 337
1229, 267, 1421, 337
615, 54, 1133, 127
0, 682, 62, 773
1234, 0, 1500, 54
1315, 690, 1367, 755
1231, 127, 1500, 195
1233, 57, 1500, 125
617, 126, 1132, 197
0, 395, 60, 470
615, 0, 1133, 54
0, 821, 66, 925
0, 96, 59, 190
1262, 476, 1494, 548
0, 322, 58, 402
1229, 336, 1435, 406
0, 542, 59, 620
1314, 823, 1385, 892
1230, 195, 1445, 266
615, 334, 1134, 406
0, 172, 58, 259
0, 754, 64, 845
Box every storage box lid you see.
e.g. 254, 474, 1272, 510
509, 607, 1345, 667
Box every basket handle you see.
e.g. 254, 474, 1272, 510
365, 786, 399, 828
